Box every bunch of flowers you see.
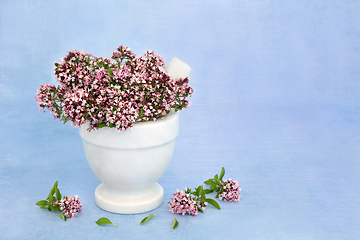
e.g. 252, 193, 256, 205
35, 45, 194, 132
168, 187, 207, 216
53, 195, 82, 219
169, 167, 241, 216
168, 186, 219, 216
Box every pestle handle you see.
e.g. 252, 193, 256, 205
165, 57, 191, 79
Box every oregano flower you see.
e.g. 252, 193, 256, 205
53, 195, 82, 219
35, 45, 194, 132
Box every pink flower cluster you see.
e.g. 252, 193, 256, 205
218, 179, 241, 202
168, 188, 205, 216
53, 195, 82, 219
35, 45, 194, 132
35, 83, 59, 119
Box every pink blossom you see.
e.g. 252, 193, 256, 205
53, 195, 82, 219
218, 179, 241, 202
168, 189, 199, 216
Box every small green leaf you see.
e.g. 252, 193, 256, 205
203, 189, 213, 194
47, 181, 58, 199
140, 214, 159, 224
57, 213, 67, 221
219, 167, 225, 180
195, 187, 201, 196
40, 206, 48, 209
210, 185, 218, 191
48, 195, 55, 203
206, 198, 221, 210
171, 218, 178, 232
204, 179, 214, 185
198, 207, 204, 213
200, 189, 206, 202
214, 174, 218, 180
36, 200, 49, 206
96, 217, 117, 227
55, 188, 62, 200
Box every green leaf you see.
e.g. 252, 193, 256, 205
140, 214, 159, 224
195, 186, 201, 196
57, 213, 67, 221
40, 206, 48, 209
48, 195, 55, 203
55, 188, 62, 200
200, 188, 206, 202
96, 217, 117, 227
219, 167, 225, 180
203, 189, 213, 194
36, 200, 49, 206
214, 174, 218, 180
206, 198, 221, 210
171, 218, 178, 232
198, 207, 203, 213
204, 179, 214, 185
210, 184, 218, 191
47, 181, 58, 200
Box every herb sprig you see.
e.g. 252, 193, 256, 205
36, 181, 82, 221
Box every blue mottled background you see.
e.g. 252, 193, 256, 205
1, 0, 359, 239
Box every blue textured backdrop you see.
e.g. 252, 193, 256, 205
1, 0, 359, 239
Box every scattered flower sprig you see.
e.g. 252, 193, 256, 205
168, 185, 220, 216
96, 217, 117, 227
36, 181, 82, 221
204, 167, 241, 202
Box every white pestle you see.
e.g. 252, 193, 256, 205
165, 57, 191, 79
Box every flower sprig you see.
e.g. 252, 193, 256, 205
168, 185, 220, 216
204, 167, 241, 202
36, 181, 82, 221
